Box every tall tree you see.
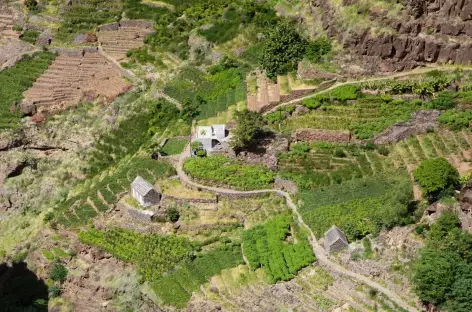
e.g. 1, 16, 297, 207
230, 110, 264, 150
413, 157, 459, 201
261, 22, 307, 78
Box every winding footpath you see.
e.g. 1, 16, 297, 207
177, 146, 418, 312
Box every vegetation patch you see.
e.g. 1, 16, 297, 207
412, 212, 472, 311
161, 138, 187, 155
152, 243, 243, 307
278, 142, 391, 190
243, 214, 315, 283
184, 155, 274, 190
55, 157, 175, 227
157, 179, 215, 199
0, 52, 55, 130
299, 173, 414, 240
79, 227, 194, 281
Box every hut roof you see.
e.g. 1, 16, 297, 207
324, 225, 348, 246
131, 176, 156, 197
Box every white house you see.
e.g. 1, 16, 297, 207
193, 124, 228, 151
130, 176, 161, 207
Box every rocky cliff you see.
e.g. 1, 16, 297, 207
311, 0, 472, 72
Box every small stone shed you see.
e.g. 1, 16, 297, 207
131, 176, 161, 207
324, 225, 349, 255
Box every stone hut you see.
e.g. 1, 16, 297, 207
324, 225, 349, 255
131, 176, 161, 207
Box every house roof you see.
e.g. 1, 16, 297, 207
131, 176, 156, 196
324, 225, 348, 246
195, 124, 226, 139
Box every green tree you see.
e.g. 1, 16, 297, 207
49, 262, 68, 283
180, 97, 200, 122
261, 22, 307, 78
413, 158, 459, 200
230, 110, 264, 150
412, 247, 458, 305
444, 264, 472, 312
148, 99, 180, 136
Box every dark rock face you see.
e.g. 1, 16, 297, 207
312, 0, 472, 71
344, 33, 472, 70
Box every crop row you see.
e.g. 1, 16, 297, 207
152, 244, 243, 307
0, 52, 56, 130
243, 214, 315, 283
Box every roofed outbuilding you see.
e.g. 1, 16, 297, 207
324, 225, 349, 255
131, 176, 161, 207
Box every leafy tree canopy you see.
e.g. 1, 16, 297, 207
230, 110, 264, 150
413, 158, 459, 200
261, 22, 307, 78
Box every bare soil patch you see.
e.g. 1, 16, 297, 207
21, 48, 131, 115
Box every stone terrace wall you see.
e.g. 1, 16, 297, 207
118, 202, 155, 222
291, 128, 351, 143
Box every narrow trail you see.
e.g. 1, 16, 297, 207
177, 145, 418, 312
264, 65, 472, 114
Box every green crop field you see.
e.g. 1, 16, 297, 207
298, 173, 413, 241
161, 138, 187, 155
277, 142, 392, 190
0, 52, 56, 130
243, 214, 315, 283
184, 155, 274, 190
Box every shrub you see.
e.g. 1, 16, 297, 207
49, 262, 68, 282
412, 212, 472, 308
25, 0, 38, 11
166, 207, 180, 223
49, 285, 61, 298
305, 37, 331, 63
43, 212, 55, 223
439, 110, 472, 131
377, 146, 390, 156
413, 158, 459, 200
333, 148, 346, 158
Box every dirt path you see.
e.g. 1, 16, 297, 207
264, 65, 472, 114
177, 145, 418, 312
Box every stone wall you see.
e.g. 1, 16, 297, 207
373, 110, 440, 145
119, 202, 155, 222
161, 194, 218, 205
291, 128, 351, 143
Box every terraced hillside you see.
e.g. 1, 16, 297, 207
391, 130, 472, 172
21, 49, 130, 114
97, 20, 155, 62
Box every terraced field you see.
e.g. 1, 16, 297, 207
279, 97, 418, 140
55, 157, 175, 228
57, 0, 123, 40
98, 21, 155, 61
22, 49, 130, 114
278, 143, 392, 189
390, 130, 472, 170
196, 264, 407, 312
246, 72, 325, 112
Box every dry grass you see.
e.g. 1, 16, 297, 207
157, 179, 215, 199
